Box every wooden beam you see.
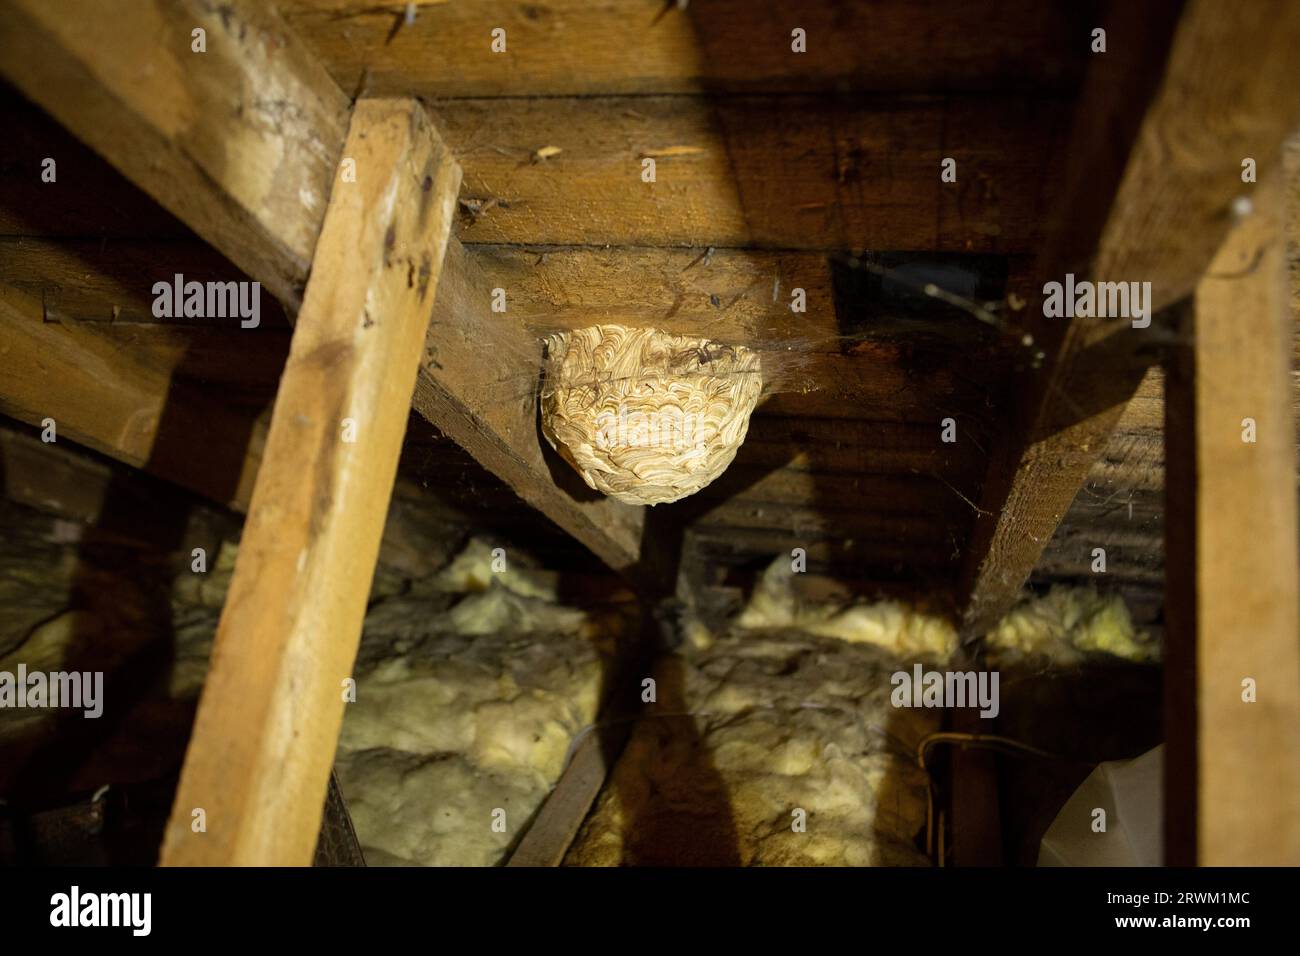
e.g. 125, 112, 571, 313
0, 0, 651, 578
160, 98, 461, 866
506, 728, 625, 868
0, 0, 349, 308
3, 234, 1029, 357
0, 237, 292, 330
958, 0, 1300, 635
0, 283, 268, 510
465, 244, 843, 348
436, 94, 1061, 253
279, 0, 1090, 97
1164, 173, 1300, 866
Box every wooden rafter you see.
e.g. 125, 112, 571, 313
160, 98, 461, 866
277, 0, 1089, 98
958, 0, 1300, 635
0, 0, 348, 309
0, 283, 269, 511
435, 94, 1059, 253
1164, 173, 1300, 866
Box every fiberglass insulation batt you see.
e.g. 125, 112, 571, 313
566, 560, 957, 866
565, 560, 1157, 866
333, 540, 634, 866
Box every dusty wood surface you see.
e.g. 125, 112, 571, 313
505, 728, 623, 868
435, 94, 1061, 253
160, 99, 461, 866
0, 0, 349, 308
1031, 369, 1167, 603
279, 0, 1091, 98
463, 244, 844, 348
0, 283, 268, 510
959, 0, 1300, 636
1164, 174, 1300, 866
0, 236, 291, 330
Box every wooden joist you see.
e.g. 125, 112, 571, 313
0, 0, 349, 309
160, 98, 461, 866
3, 232, 1022, 356
958, 0, 1300, 635
465, 244, 843, 348
0, 283, 269, 511
279, 0, 1090, 97
1164, 174, 1300, 866
0, 236, 292, 330
0, 0, 652, 580
437, 94, 1060, 253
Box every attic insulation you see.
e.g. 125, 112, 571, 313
541, 325, 762, 505
566, 559, 1160, 866
334, 539, 636, 866
0, 487, 1164, 867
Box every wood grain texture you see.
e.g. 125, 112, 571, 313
0, 0, 350, 308
280, 0, 1093, 97
160, 99, 461, 866
506, 729, 621, 868
1031, 369, 1166, 594
0, 283, 268, 510
0, 236, 291, 329
435, 94, 1061, 252
959, 0, 1300, 636
467, 244, 840, 347
1165, 174, 1300, 866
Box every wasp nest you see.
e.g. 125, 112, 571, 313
541, 325, 762, 506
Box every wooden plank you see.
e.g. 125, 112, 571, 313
0, 283, 268, 510
1, 231, 1023, 359
412, 240, 646, 573
958, 0, 1300, 636
160, 98, 461, 866
436, 94, 1061, 252
692, 527, 961, 575
755, 348, 1009, 424
469, 244, 840, 347
281, 0, 1093, 97
0, 425, 117, 523
0, 0, 349, 308
467, 244, 1030, 352
1164, 173, 1300, 866
408, 413, 989, 479
693, 468, 976, 514
0, 236, 291, 329
693, 505, 959, 555
0, 423, 234, 567
506, 728, 623, 868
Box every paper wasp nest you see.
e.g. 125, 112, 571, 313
541, 325, 762, 506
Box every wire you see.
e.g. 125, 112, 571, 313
916, 731, 1068, 866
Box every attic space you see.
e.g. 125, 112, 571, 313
0, 0, 1298, 878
